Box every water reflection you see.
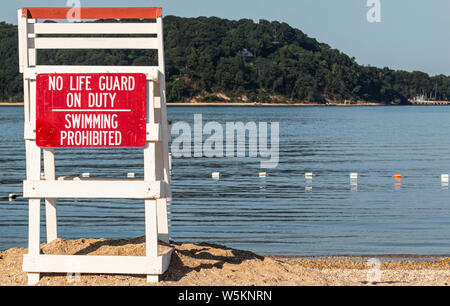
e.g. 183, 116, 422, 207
305, 178, 313, 192
350, 178, 358, 192
394, 177, 402, 191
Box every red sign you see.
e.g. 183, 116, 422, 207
36, 73, 147, 147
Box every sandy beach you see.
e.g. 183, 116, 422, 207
1, 237, 450, 286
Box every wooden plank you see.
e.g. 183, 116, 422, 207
24, 123, 35, 140
27, 199, 41, 285
23, 180, 164, 199
144, 80, 161, 283
153, 83, 164, 180
154, 18, 172, 242
28, 48, 36, 68
27, 204, 40, 244
24, 66, 160, 81
23, 254, 164, 274
145, 199, 159, 282
146, 124, 161, 142
17, 10, 27, 73
157, 199, 170, 244
33, 23, 158, 34
161, 248, 174, 272
25, 141, 41, 180
43, 148, 55, 177
147, 81, 156, 125
156, 17, 172, 192
145, 200, 158, 257
144, 145, 157, 181
25, 139, 41, 285
29, 80, 36, 131
22, 7, 162, 20
34, 37, 158, 49
43, 148, 57, 243
144, 82, 157, 181
156, 18, 165, 74
23, 81, 31, 131
27, 19, 36, 70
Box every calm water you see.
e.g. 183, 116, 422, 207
2, 105, 450, 256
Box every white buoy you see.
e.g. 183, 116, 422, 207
212, 172, 220, 179
8, 193, 16, 201
82, 173, 90, 178
442, 174, 449, 183
259, 172, 267, 178
350, 173, 358, 179
127, 172, 135, 178
305, 173, 313, 179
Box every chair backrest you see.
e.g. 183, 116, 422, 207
18, 7, 165, 75
18, 7, 168, 139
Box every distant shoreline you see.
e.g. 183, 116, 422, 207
0, 102, 24, 106
4, 101, 449, 107
167, 102, 387, 107
0, 102, 388, 107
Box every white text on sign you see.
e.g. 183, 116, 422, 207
47, 75, 138, 146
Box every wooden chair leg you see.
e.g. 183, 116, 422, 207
145, 199, 158, 283
44, 148, 57, 242
28, 199, 41, 285
157, 198, 169, 244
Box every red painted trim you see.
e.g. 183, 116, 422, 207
22, 7, 162, 19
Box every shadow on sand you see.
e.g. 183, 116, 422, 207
163, 241, 264, 282
68, 237, 263, 282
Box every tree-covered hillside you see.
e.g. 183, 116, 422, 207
0, 22, 22, 101
1, 16, 450, 104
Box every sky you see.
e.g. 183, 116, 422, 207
2, 0, 450, 76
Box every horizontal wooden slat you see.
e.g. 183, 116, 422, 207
24, 66, 160, 81
23, 179, 164, 199
22, 7, 162, 20
32, 23, 158, 34
23, 250, 174, 274
33, 37, 158, 49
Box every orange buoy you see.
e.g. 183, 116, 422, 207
393, 174, 402, 180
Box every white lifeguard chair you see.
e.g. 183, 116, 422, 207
18, 7, 172, 285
